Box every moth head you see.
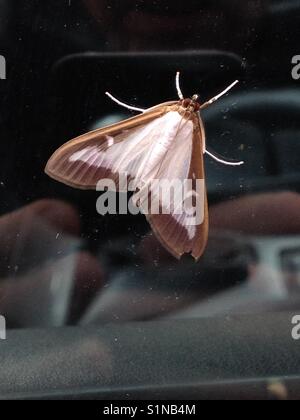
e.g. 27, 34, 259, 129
181, 95, 201, 112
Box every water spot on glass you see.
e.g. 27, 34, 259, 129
221, 107, 230, 114
221, 130, 231, 138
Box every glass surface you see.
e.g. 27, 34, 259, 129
0, 0, 300, 397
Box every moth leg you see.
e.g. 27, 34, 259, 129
200, 80, 239, 110
105, 92, 146, 113
197, 112, 206, 154
205, 148, 244, 166
176, 71, 184, 100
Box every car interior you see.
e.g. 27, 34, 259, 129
0, 0, 300, 400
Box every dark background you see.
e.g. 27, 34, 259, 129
0, 0, 300, 400
0, 0, 300, 322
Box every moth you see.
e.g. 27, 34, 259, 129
45, 73, 243, 261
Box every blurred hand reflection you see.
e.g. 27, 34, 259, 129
0, 200, 103, 326
0, 192, 299, 325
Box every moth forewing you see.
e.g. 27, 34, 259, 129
45, 104, 172, 190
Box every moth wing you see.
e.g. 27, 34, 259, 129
45, 105, 174, 190
138, 115, 208, 261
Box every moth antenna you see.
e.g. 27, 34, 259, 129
176, 72, 184, 100
200, 80, 239, 109
105, 92, 145, 113
205, 148, 244, 166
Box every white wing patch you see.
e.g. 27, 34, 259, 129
63, 111, 189, 188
